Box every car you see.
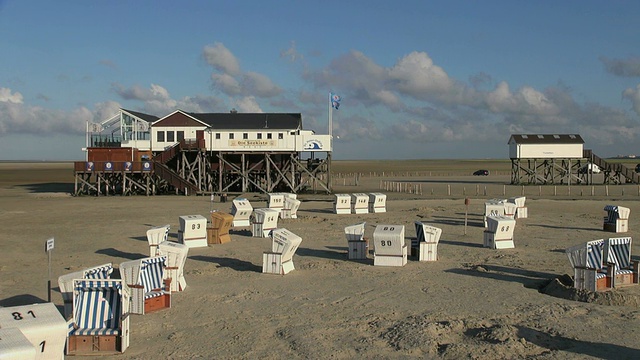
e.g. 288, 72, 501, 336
473, 169, 489, 176
635, 163, 640, 173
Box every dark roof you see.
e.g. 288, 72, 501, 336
122, 109, 160, 123
188, 113, 302, 130
509, 134, 584, 144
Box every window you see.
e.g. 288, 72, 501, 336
177, 131, 184, 141
267, 133, 272, 139
167, 131, 175, 142
215, 133, 221, 140
243, 133, 248, 139
257, 133, 262, 139
537, 135, 544, 139
157, 131, 165, 142
278, 133, 283, 139
229, 133, 234, 140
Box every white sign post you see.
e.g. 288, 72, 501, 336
45, 238, 54, 302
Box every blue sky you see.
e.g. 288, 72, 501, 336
2, 1, 640, 160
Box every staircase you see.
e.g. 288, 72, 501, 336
153, 141, 201, 194
584, 150, 640, 184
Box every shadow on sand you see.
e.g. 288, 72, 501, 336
189, 255, 262, 272
17, 182, 74, 193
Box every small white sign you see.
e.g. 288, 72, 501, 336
45, 238, 54, 252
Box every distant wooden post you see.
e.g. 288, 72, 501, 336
464, 198, 470, 235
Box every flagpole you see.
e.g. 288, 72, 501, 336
328, 92, 332, 138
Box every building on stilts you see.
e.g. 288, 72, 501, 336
74, 109, 333, 196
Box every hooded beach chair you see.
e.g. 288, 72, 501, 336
267, 193, 285, 215
333, 194, 351, 214
0, 302, 67, 359
484, 199, 506, 227
603, 205, 630, 233
281, 196, 301, 219
157, 240, 189, 292
483, 215, 516, 249
565, 239, 610, 291
508, 196, 527, 219
351, 193, 369, 214
119, 256, 171, 315
604, 237, 639, 288
208, 211, 234, 245
373, 225, 407, 267
251, 208, 279, 238
230, 198, 253, 227
178, 215, 208, 248
345, 222, 368, 260
66, 279, 130, 355
368, 193, 387, 213
58, 263, 114, 319
146, 224, 170, 256
414, 222, 442, 261
262, 228, 302, 275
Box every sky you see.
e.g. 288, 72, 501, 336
2, 1, 640, 161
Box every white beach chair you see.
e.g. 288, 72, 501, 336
58, 263, 114, 319
373, 225, 407, 267
66, 279, 130, 355
281, 197, 301, 219
231, 198, 253, 227
484, 199, 506, 227
157, 241, 189, 292
351, 193, 369, 214
263, 228, 302, 275
267, 193, 285, 215
0, 327, 37, 359
603, 205, 630, 233
565, 239, 610, 291
333, 194, 351, 214
119, 256, 171, 315
483, 216, 516, 249
178, 215, 208, 248
251, 208, 279, 238
414, 221, 442, 261
368, 193, 387, 213
605, 237, 639, 288
0, 302, 67, 359
146, 224, 170, 256
345, 222, 368, 260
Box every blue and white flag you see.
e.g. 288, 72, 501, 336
330, 93, 341, 110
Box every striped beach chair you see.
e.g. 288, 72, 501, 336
146, 224, 170, 256
605, 237, 639, 288
120, 256, 171, 315
414, 221, 442, 261
603, 205, 630, 233
58, 263, 114, 319
66, 279, 130, 355
565, 239, 610, 291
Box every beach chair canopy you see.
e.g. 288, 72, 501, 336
604, 205, 630, 221
345, 222, 366, 242
147, 224, 170, 248
606, 237, 633, 271
565, 239, 605, 269
414, 221, 442, 244
373, 225, 405, 256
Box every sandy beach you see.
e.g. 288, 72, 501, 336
1, 162, 640, 359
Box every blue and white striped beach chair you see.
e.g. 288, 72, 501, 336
58, 263, 114, 319
120, 256, 171, 315
66, 279, 130, 355
565, 239, 611, 291
605, 237, 639, 288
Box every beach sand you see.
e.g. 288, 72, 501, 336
1, 162, 640, 359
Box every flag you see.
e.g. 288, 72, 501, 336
330, 92, 341, 110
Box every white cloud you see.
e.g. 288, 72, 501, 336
241, 72, 282, 97
234, 96, 263, 113
0, 87, 24, 103
389, 51, 455, 97
280, 41, 303, 62
601, 56, 640, 77
623, 84, 640, 115
203, 42, 241, 76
